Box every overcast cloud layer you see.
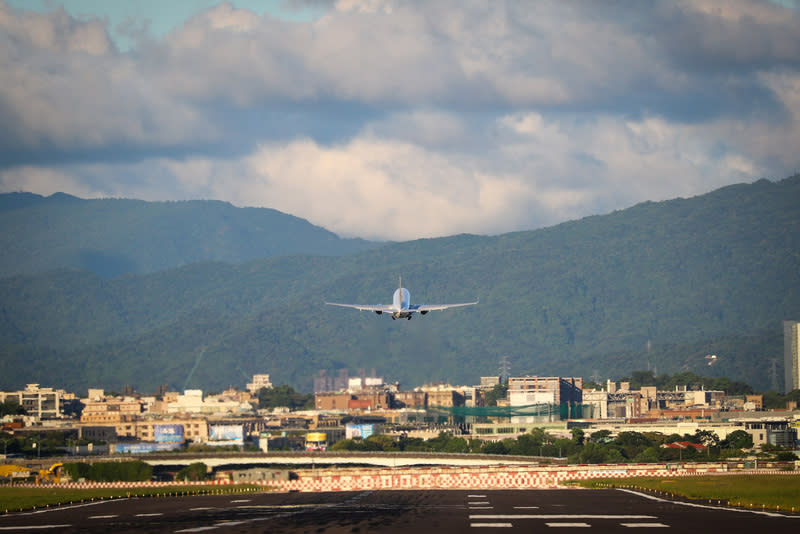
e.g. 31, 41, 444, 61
1, 0, 799, 240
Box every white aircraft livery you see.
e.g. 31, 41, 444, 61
325, 278, 478, 320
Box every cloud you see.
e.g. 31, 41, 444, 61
0, 0, 799, 240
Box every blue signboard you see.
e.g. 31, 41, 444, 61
153, 424, 184, 443
210, 425, 244, 441
346, 423, 375, 439
115, 442, 182, 454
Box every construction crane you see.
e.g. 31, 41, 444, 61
36, 462, 63, 484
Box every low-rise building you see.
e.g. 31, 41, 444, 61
1, 384, 80, 420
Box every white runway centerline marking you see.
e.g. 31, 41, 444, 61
189, 507, 216, 511
469, 502, 490, 505
230, 499, 251, 503
175, 527, 218, 532
135, 513, 163, 517
470, 515, 657, 520
546, 522, 591, 528
514, 506, 540, 509
89, 514, 118, 519
471, 523, 512, 528
0, 526, 72, 531
468, 494, 487, 498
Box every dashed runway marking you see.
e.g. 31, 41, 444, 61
470, 515, 657, 520
621, 524, 669, 528
0, 526, 72, 530
88, 515, 118, 519
471, 523, 512, 528
546, 522, 591, 528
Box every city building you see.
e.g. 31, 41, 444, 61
80, 394, 144, 424
0, 384, 80, 419
784, 320, 800, 393
507, 376, 583, 406
246, 374, 273, 394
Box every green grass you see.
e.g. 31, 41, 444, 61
574, 475, 800, 511
0, 484, 267, 513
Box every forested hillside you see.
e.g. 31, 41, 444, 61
0, 193, 378, 278
1, 176, 798, 393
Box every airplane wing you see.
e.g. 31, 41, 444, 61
325, 302, 396, 312
413, 300, 478, 312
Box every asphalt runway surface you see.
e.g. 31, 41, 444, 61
2, 488, 800, 533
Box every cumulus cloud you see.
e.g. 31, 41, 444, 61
0, 0, 799, 240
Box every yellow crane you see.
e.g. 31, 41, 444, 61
36, 462, 63, 484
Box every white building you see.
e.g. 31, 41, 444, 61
246, 374, 273, 394
0, 384, 78, 419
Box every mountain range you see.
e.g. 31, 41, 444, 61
1, 175, 798, 394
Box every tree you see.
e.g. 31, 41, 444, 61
258, 385, 314, 411
692, 430, 719, 447
721, 430, 753, 450
177, 462, 207, 481
570, 428, 585, 446
481, 441, 508, 455
484, 384, 508, 406
0, 400, 25, 417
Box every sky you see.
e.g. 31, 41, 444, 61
1, 1, 799, 241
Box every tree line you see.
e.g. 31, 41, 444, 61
329, 427, 799, 464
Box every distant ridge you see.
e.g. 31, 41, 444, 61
0, 193, 381, 278
0, 175, 798, 393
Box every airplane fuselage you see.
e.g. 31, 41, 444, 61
325, 278, 476, 320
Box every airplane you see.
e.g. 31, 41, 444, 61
325, 277, 478, 320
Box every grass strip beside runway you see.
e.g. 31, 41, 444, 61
575, 475, 800, 511
0, 484, 266, 513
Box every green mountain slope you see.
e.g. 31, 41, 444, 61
0, 193, 379, 278
1, 176, 798, 393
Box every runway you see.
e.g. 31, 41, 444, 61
2, 489, 799, 533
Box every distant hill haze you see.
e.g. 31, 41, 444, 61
0, 193, 379, 278
1, 175, 798, 394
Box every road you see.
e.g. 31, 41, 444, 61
1, 489, 799, 533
